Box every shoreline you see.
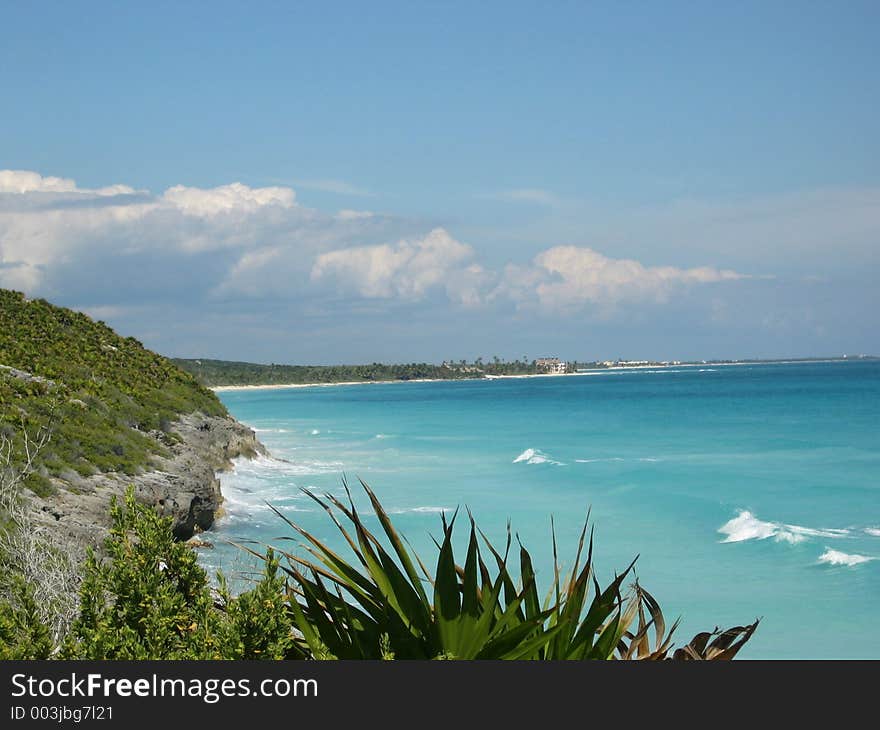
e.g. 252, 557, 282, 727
209, 358, 858, 392
211, 371, 615, 392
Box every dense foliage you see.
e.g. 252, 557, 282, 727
0, 575, 53, 659
0, 289, 226, 493
172, 357, 602, 386
174, 358, 491, 386
62, 491, 292, 660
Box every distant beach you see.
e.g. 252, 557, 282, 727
211, 377, 460, 392
209, 371, 602, 392
207, 359, 854, 392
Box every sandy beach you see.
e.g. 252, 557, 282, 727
207, 359, 850, 392
209, 372, 597, 392
210, 377, 463, 392
210, 367, 660, 392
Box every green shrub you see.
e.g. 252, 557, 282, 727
0, 575, 53, 659
62, 489, 292, 660
216, 552, 292, 659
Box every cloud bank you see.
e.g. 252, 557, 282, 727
505, 246, 747, 313
0, 169, 754, 321
311, 228, 489, 306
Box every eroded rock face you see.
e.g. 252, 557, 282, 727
26, 413, 265, 562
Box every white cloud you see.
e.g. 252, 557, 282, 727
162, 182, 295, 217
444, 263, 493, 308
0, 169, 759, 322
0, 169, 136, 196
0, 262, 41, 290
0, 171, 311, 291
495, 246, 748, 313
311, 228, 479, 303
0, 175, 151, 289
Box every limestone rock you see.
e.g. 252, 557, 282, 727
25, 412, 265, 563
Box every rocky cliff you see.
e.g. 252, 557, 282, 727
27, 412, 265, 561
1, 288, 267, 563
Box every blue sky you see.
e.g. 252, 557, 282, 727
1, 1, 878, 362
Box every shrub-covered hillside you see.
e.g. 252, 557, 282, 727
0, 289, 226, 494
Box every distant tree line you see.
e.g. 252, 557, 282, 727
173, 357, 606, 386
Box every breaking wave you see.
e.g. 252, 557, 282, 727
242, 453, 343, 475
214, 454, 343, 524
719, 510, 850, 544
220, 488, 312, 516
513, 448, 564, 466
818, 549, 874, 567
865, 528, 880, 537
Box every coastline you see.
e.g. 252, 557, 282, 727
211, 377, 461, 392
209, 358, 861, 392
210, 371, 616, 392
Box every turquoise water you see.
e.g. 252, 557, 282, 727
202, 361, 880, 659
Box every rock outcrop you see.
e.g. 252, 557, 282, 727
26, 412, 265, 562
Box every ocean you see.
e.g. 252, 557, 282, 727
199, 360, 880, 659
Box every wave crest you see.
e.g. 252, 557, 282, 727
232, 453, 343, 477
818, 549, 873, 567
719, 510, 850, 544
513, 448, 564, 466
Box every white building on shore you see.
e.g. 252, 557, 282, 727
536, 357, 567, 374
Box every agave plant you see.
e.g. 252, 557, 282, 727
240, 478, 758, 660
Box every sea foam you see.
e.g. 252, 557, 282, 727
818, 549, 874, 567
865, 528, 880, 537
386, 506, 451, 515
243, 452, 342, 475
719, 510, 850, 544
513, 448, 563, 466
216, 454, 337, 524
